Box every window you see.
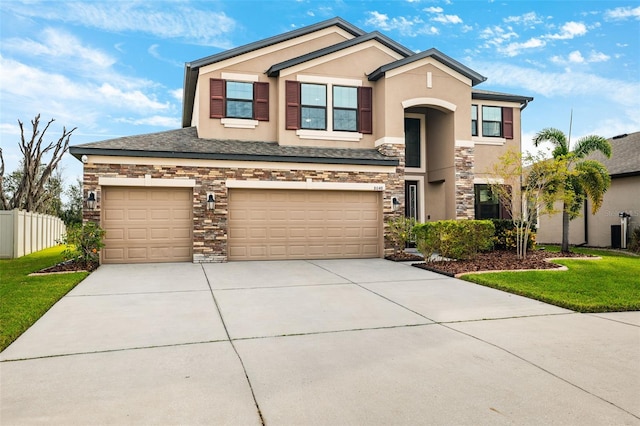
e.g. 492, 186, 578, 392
226, 82, 253, 118
285, 80, 372, 134
209, 78, 269, 121
471, 105, 478, 136
474, 184, 512, 219
301, 83, 327, 130
333, 86, 357, 131
482, 106, 502, 137
475, 105, 514, 139
404, 117, 421, 168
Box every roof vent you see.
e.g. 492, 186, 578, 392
612, 133, 628, 139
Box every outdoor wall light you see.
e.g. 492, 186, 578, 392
87, 191, 96, 210
392, 196, 400, 212
207, 193, 215, 211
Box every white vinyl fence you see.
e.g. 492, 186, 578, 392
0, 209, 66, 259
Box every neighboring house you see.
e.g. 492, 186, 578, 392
69, 17, 533, 263
537, 131, 640, 248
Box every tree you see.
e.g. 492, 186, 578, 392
488, 149, 568, 259
0, 114, 76, 212
533, 128, 611, 253
60, 178, 84, 226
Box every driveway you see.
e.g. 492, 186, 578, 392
1, 259, 638, 425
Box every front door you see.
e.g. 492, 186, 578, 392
405, 180, 419, 222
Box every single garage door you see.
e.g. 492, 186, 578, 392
228, 189, 382, 260
102, 187, 193, 263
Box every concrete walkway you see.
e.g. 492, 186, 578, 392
1, 259, 638, 425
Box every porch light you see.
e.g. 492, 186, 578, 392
392, 197, 400, 212
87, 192, 96, 210
207, 193, 215, 211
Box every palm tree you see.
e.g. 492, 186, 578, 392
533, 128, 612, 253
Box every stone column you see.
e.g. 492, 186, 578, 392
454, 146, 475, 219
377, 143, 405, 257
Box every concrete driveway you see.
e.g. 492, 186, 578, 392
1, 259, 638, 425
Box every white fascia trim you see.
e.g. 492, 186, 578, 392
296, 74, 362, 86
99, 175, 196, 187
226, 180, 385, 192
386, 57, 472, 86
473, 137, 506, 145
296, 129, 362, 142
474, 177, 504, 184
88, 155, 394, 173
455, 139, 474, 148
221, 118, 259, 129
374, 136, 405, 147
402, 97, 456, 112
220, 72, 259, 82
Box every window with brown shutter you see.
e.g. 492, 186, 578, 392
254, 82, 269, 121
358, 86, 372, 134
210, 78, 225, 119
502, 107, 514, 139
285, 80, 300, 130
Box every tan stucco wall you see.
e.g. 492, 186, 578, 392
537, 175, 640, 247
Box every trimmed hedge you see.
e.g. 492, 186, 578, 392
491, 219, 536, 251
413, 220, 494, 260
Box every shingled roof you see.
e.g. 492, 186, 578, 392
69, 127, 398, 166
588, 131, 640, 178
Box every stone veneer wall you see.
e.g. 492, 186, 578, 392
454, 146, 475, 219
83, 151, 404, 262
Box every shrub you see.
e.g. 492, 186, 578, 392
60, 222, 106, 268
491, 219, 536, 251
629, 226, 640, 254
413, 220, 494, 260
386, 216, 417, 256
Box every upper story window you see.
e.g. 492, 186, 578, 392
286, 80, 372, 135
301, 83, 327, 130
471, 105, 478, 136
333, 86, 358, 131
209, 78, 269, 121
473, 105, 514, 140
482, 106, 502, 137
226, 81, 253, 119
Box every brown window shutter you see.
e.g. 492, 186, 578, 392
503, 107, 514, 139
210, 78, 225, 119
254, 82, 269, 121
358, 86, 373, 134
285, 80, 300, 130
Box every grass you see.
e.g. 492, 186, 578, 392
461, 246, 640, 313
0, 245, 89, 352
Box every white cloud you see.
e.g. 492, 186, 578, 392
587, 51, 610, 63
604, 6, 640, 21
504, 12, 544, 26
364, 11, 424, 36
169, 89, 183, 102
117, 115, 181, 128
546, 21, 587, 40
3, 2, 237, 48
568, 50, 585, 63
423, 7, 443, 13
500, 38, 546, 57
148, 44, 184, 68
432, 14, 462, 24
474, 61, 640, 110
3, 28, 115, 68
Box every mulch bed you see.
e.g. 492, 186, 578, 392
412, 250, 593, 277
34, 259, 99, 274
385, 251, 424, 262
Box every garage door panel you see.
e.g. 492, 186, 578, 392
102, 187, 192, 264
228, 189, 381, 260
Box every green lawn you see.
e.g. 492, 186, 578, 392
461, 247, 640, 312
0, 246, 89, 352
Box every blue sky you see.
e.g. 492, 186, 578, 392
1, 0, 639, 186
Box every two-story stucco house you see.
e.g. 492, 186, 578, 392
70, 17, 533, 263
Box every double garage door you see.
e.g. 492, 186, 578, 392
101, 187, 382, 263
228, 189, 382, 261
